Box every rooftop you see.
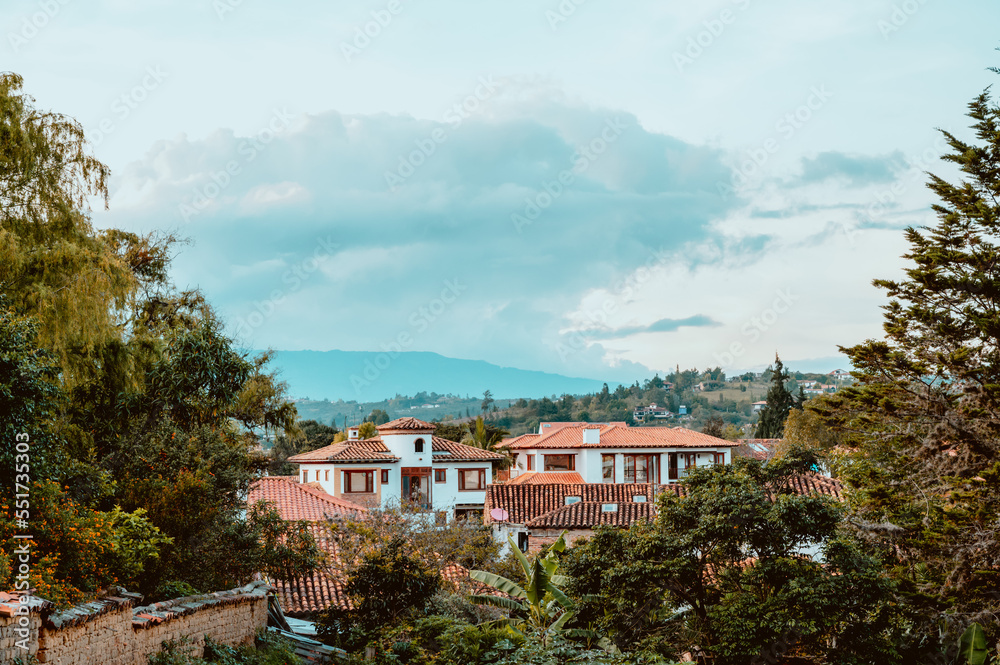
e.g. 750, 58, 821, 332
288, 435, 505, 464
500, 422, 739, 450
248, 476, 366, 521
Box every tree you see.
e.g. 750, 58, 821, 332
812, 71, 1000, 651
561, 452, 900, 664
481, 389, 494, 415
754, 354, 795, 438
357, 421, 378, 439
269, 419, 339, 475
318, 536, 441, 648
701, 415, 724, 439
366, 408, 390, 425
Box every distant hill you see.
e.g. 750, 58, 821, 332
265, 350, 613, 402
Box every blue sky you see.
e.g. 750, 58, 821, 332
6, 0, 1000, 382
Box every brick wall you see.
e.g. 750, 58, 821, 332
0, 581, 270, 665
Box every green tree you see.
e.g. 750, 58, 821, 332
357, 421, 378, 439
562, 452, 900, 664
701, 415, 724, 439
269, 419, 339, 475
317, 536, 441, 648
481, 389, 495, 415
754, 354, 795, 438
367, 408, 390, 425
812, 71, 1000, 652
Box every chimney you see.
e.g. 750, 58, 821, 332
347, 426, 359, 440
582, 428, 600, 444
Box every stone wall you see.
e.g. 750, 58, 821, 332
0, 581, 270, 665
527, 528, 593, 554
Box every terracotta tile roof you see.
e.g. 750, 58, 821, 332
507, 472, 586, 485
249, 476, 366, 521
501, 422, 739, 450
431, 436, 506, 461
287, 438, 400, 464
273, 571, 349, 617
526, 501, 658, 528
773, 473, 844, 500
500, 433, 540, 448
288, 435, 503, 464
485, 483, 678, 525
377, 417, 436, 431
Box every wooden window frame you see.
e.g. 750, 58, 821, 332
624, 454, 655, 483
458, 468, 487, 491
302, 470, 308, 483
601, 454, 615, 483
527, 454, 535, 471
344, 470, 374, 493
543, 454, 575, 472
713, 452, 726, 465
434, 469, 447, 483
414, 438, 425, 453
381, 469, 389, 484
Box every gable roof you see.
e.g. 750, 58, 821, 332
500, 422, 738, 450
287, 435, 504, 464
507, 472, 586, 485
377, 417, 436, 431
526, 501, 657, 528
248, 476, 366, 521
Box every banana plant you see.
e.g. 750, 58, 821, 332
957, 623, 993, 665
469, 531, 581, 645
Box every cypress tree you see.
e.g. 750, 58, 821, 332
754, 354, 794, 438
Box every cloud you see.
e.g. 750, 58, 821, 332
793, 151, 905, 187
99, 91, 739, 380
584, 315, 722, 340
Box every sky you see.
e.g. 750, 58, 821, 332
6, 0, 1000, 383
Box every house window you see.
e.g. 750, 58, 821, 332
544, 454, 575, 471
381, 469, 389, 483
565, 496, 581, 505
527, 454, 535, 471
624, 455, 655, 483
459, 468, 487, 491
324, 470, 329, 481
714, 452, 726, 465
414, 438, 425, 453
344, 470, 374, 493
517, 532, 529, 552
602, 503, 618, 512
434, 469, 446, 483
684, 453, 697, 470
602, 454, 615, 483
302, 470, 308, 483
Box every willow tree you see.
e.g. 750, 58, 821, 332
813, 74, 1000, 653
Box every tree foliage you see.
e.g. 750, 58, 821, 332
754, 354, 796, 438
811, 75, 1000, 649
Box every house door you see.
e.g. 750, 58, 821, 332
668, 453, 679, 480
401, 467, 432, 509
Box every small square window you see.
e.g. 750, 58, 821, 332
601, 503, 618, 512
565, 496, 581, 505
434, 469, 446, 483
633, 495, 646, 503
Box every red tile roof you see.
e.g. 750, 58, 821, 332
430, 436, 506, 461
288, 435, 504, 464
377, 417, 436, 431
500, 422, 739, 450
288, 438, 398, 463
485, 483, 677, 525
507, 472, 586, 485
526, 501, 657, 528
248, 476, 366, 521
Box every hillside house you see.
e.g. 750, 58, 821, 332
287, 417, 504, 520
752, 400, 767, 413
633, 403, 673, 422
499, 422, 738, 485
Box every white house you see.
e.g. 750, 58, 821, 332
752, 400, 767, 413
499, 422, 738, 484
287, 417, 504, 520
